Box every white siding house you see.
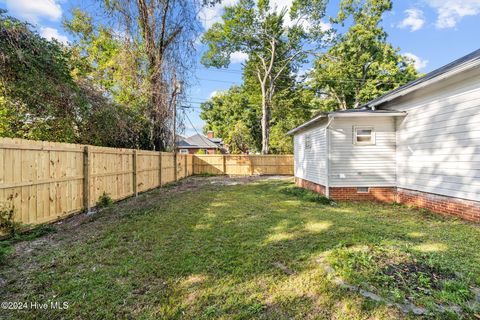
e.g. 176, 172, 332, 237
386, 69, 480, 202
329, 117, 397, 187
293, 120, 328, 186
288, 49, 480, 221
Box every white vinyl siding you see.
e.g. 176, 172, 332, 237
387, 72, 480, 202
329, 117, 397, 187
293, 121, 327, 186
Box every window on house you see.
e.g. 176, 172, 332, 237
179, 149, 188, 154
305, 135, 312, 150
354, 126, 375, 145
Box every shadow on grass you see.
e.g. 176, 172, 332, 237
1, 179, 479, 319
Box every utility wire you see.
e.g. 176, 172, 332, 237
196, 66, 407, 83
183, 110, 214, 147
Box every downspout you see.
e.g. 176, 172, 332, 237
325, 116, 335, 198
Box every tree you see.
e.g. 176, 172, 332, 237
67, 0, 214, 151
0, 10, 82, 142
227, 121, 255, 154
201, 86, 261, 153
201, 0, 328, 153
200, 76, 315, 154
310, 0, 419, 110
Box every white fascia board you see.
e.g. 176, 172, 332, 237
367, 60, 480, 109
328, 112, 407, 118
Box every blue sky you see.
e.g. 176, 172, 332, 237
1, 0, 479, 137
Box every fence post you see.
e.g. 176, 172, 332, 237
223, 155, 226, 175
159, 152, 162, 186
83, 146, 91, 214
250, 156, 254, 175
133, 149, 138, 197
174, 152, 177, 181
184, 155, 187, 177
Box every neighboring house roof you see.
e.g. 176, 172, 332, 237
210, 138, 223, 144
176, 134, 221, 149
362, 48, 480, 109
286, 109, 406, 135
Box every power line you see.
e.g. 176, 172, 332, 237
195, 74, 405, 84
196, 66, 407, 83
183, 111, 213, 147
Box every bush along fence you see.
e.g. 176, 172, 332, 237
0, 138, 293, 227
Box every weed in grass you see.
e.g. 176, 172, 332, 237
97, 192, 113, 208
194, 172, 219, 177
281, 185, 335, 205
0, 241, 12, 264
0, 205, 19, 236
0, 224, 55, 264
15, 225, 56, 241
326, 244, 475, 312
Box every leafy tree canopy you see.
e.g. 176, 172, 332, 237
0, 10, 82, 141
310, 0, 419, 110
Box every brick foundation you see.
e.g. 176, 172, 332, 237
295, 177, 327, 196
329, 187, 397, 203
397, 188, 480, 223
295, 178, 480, 222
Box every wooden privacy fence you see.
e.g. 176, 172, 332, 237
0, 138, 293, 226
193, 154, 293, 176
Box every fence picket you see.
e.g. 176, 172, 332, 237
0, 138, 292, 227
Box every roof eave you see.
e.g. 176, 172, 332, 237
286, 114, 327, 135
328, 112, 407, 118
363, 57, 480, 109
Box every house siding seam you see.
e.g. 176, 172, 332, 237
295, 178, 480, 222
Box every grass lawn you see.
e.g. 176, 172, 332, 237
1, 177, 479, 319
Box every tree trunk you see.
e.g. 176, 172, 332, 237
261, 95, 270, 154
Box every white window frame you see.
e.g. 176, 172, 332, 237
353, 126, 375, 145
305, 134, 312, 150
179, 149, 188, 154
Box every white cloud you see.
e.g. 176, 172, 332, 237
398, 8, 425, 31
425, 0, 480, 29
40, 27, 69, 44
198, 0, 239, 30
209, 90, 221, 98
230, 51, 248, 64
4, 0, 62, 23
198, 0, 330, 33
319, 21, 332, 32
404, 52, 429, 70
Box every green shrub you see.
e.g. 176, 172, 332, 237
282, 186, 335, 205
97, 192, 113, 208
0, 205, 19, 236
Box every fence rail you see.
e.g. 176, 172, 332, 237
0, 138, 293, 226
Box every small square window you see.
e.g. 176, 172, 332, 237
354, 126, 375, 145
305, 135, 312, 150
357, 187, 369, 193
